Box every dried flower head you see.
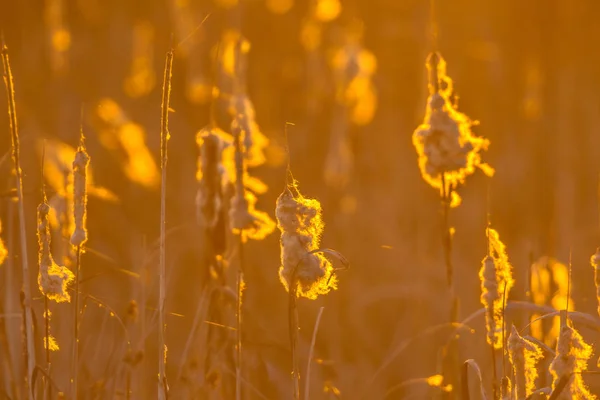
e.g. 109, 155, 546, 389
229, 96, 269, 169
590, 248, 600, 317
70, 141, 90, 246
549, 321, 596, 399
479, 227, 514, 349
229, 118, 275, 241
413, 52, 494, 207
276, 184, 337, 299
38, 200, 74, 302
508, 325, 543, 398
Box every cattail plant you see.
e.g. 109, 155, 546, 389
228, 116, 275, 400
275, 175, 346, 399
590, 248, 600, 317
412, 52, 494, 208
2, 40, 36, 397
276, 184, 337, 300
229, 117, 275, 241
479, 227, 514, 399
70, 131, 90, 398
480, 228, 514, 350
549, 313, 596, 399
507, 325, 543, 399
38, 198, 75, 303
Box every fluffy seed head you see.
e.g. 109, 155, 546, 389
276, 185, 336, 299
479, 228, 514, 349
70, 142, 90, 246
508, 325, 543, 398
549, 322, 596, 399
38, 199, 75, 302
228, 118, 275, 241
413, 52, 494, 206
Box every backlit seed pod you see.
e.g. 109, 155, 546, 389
70, 142, 89, 246
228, 119, 275, 241
275, 185, 336, 299
549, 321, 595, 399
413, 52, 494, 207
508, 326, 543, 398
38, 199, 74, 302
479, 228, 514, 349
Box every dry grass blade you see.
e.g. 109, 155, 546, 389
1, 39, 36, 399
304, 306, 324, 400
158, 46, 174, 400
462, 359, 487, 400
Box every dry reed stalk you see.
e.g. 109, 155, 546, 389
69, 130, 89, 398
158, 46, 174, 400
304, 306, 324, 400
276, 174, 346, 399
289, 271, 300, 400
228, 116, 274, 399
1, 40, 36, 398
235, 233, 244, 400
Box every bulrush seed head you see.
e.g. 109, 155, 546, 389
412, 52, 494, 206
38, 199, 74, 302
276, 185, 337, 299
479, 228, 514, 349
70, 142, 90, 246
228, 118, 275, 240
508, 325, 543, 398
549, 322, 596, 399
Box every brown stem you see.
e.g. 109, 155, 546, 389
2, 40, 36, 399
289, 270, 300, 400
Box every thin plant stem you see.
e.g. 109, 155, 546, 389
44, 295, 51, 397
236, 232, 244, 400
289, 270, 300, 400
158, 46, 174, 400
2, 40, 36, 399
71, 245, 82, 397
304, 307, 324, 400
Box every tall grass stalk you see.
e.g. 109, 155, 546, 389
304, 306, 324, 400
1, 40, 36, 399
236, 232, 244, 400
158, 46, 174, 400
289, 270, 300, 400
